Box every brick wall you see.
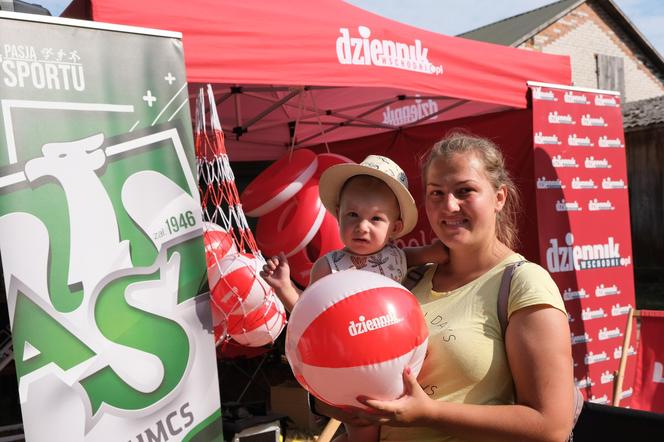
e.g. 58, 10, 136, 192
519, 2, 664, 102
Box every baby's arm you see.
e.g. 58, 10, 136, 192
260, 253, 300, 312
309, 256, 333, 285
261, 254, 333, 311
403, 239, 449, 267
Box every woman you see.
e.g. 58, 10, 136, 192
322, 132, 574, 442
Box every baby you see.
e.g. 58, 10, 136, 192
261, 154, 447, 442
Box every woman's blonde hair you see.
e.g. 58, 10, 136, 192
421, 131, 521, 250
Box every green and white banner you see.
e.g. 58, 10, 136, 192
0, 13, 222, 441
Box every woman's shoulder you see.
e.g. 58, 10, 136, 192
508, 256, 565, 312
510, 256, 555, 285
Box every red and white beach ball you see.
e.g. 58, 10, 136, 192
210, 253, 273, 317
203, 222, 237, 289
285, 270, 428, 409
228, 294, 286, 347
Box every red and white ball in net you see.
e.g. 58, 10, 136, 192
227, 294, 286, 347
203, 222, 237, 289
285, 270, 428, 409
209, 252, 286, 346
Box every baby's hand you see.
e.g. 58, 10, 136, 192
260, 253, 291, 290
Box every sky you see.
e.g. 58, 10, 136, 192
37, 0, 664, 56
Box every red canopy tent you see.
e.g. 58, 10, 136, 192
61, 1, 640, 408
63, 0, 571, 161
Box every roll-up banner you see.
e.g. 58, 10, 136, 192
0, 12, 222, 441
529, 81, 637, 406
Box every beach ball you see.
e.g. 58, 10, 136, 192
203, 222, 238, 340
210, 253, 273, 317
203, 222, 237, 289
228, 294, 287, 347
285, 270, 428, 409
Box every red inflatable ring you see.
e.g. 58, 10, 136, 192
313, 153, 354, 179
241, 149, 318, 217
288, 211, 344, 287
256, 179, 325, 257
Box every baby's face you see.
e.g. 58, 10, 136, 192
337, 177, 403, 256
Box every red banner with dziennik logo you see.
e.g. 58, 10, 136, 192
530, 83, 636, 406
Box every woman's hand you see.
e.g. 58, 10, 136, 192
358, 367, 434, 427
313, 400, 374, 427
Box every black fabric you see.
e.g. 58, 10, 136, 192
308, 394, 326, 418
403, 265, 430, 291
573, 402, 664, 441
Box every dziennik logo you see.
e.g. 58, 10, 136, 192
602, 177, 627, 189
598, 136, 624, 148
571, 177, 597, 189
581, 114, 607, 127
552, 155, 578, 168
613, 345, 636, 359
563, 287, 588, 300
611, 303, 631, 316
532, 87, 557, 101
545, 233, 631, 273
582, 307, 607, 320
347, 311, 403, 336
584, 156, 611, 168
568, 134, 593, 146
336, 26, 443, 75
548, 111, 574, 124
596, 283, 620, 297
564, 91, 589, 104
595, 95, 619, 107
382, 97, 439, 126
588, 198, 615, 211
571, 332, 592, 344
598, 326, 622, 341
534, 132, 560, 145
556, 199, 582, 212
601, 371, 615, 384
536, 176, 565, 189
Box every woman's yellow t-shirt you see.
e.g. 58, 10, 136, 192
380, 254, 566, 442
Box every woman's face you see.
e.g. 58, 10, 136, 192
424, 152, 505, 251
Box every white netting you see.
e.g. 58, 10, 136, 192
195, 85, 286, 350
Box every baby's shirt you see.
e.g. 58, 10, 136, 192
323, 243, 406, 283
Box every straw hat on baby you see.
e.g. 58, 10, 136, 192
319, 155, 418, 238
